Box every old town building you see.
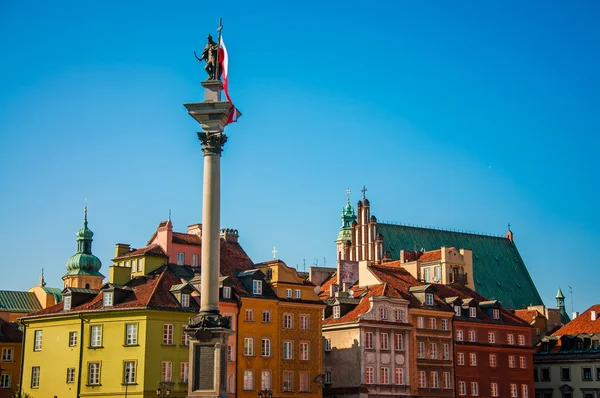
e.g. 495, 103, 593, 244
0, 319, 22, 398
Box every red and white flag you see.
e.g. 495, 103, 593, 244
219, 36, 238, 124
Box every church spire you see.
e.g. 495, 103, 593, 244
556, 287, 571, 324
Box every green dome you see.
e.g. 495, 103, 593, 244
64, 207, 103, 277
337, 194, 357, 242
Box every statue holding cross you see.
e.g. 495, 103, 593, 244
194, 19, 223, 81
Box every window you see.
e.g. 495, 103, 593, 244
395, 309, 405, 322
443, 371, 451, 389
423, 268, 431, 282
295, 289, 302, 299
459, 381, 467, 396
488, 331, 496, 343
519, 356, 527, 369
177, 252, 184, 265
283, 371, 293, 391
261, 338, 271, 357
252, 280, 262, 295
469, 307, 476, 318
509, 355, 516, 368
518, 334, 526, 346
380, 306, 388, 320
430, 343, 438, 359
541, 368, 551, 381
324, 338, 332, 352
468, 330, 476, 342
583, 367, 592, 380
283, 314, 293, 329
300, 314, 309, 330
243, 370, 253, 390
103, 292, 113, 306
0, 373, 10, 388
381, 367, 390, 384
69, 331, 78, 347
471, 381, 479, 396
510, 383, 518, 397
455, 305, 462, 316
137, 258, 142, 272
596, 367, 600, 380
88, 362, 101, 385
333, 306, 340, 319
434, 266, 441, 281
365, 332, 373, 349
431, 371, 439, 388
491, 382, 498, 397
283, 341, 293, 360
425, 293, 434, 305
124, 361, 136, 384
64, 296, 72, 311
521, 384, 528, 398
223, 286, 232, 299
417, 317, 425, 328
493, 308, 500, 319
181, 293, 190, 307
456, 329, 464, 341
324, 370, 332, 384
34, 330, 42, 351
243, 309, 255, 322
66, 367, 76, 383
162, 324, 173, 345
1, 348, 13, 362
365, 367, 374, 384
125, 324, 137, 346
91, 325, 102, 347
297, 341, 308, 361
261, 309, 271, 323
261, 370, 271, 390
443, 343, 450, 360
470, 352, 477, 366
191, 254, 198, 267
418, 370, 427, 388
489, 353, 497, 367
441, 319, 449, 330
395, 333, 404, 350
227, 345, 234, 361
429, 318, 437, 329
395, 368, 404, 385
507, 333, 515, 345
418, 342, 426, 358
31, 367, 40, 388
286, 289, 292, 298
244, 338, 254, 356
181, 324, 190, 346
227, 375, 234, 393
561, 367, 571, 381
180, 362, 189, 383
161, 361, 172, 382
457, 352, 464, 365
380, 332, 389, 350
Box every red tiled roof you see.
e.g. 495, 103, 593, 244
172, 232, 201, 246
220, 240, 255, 295
319, 273, 337, 300
0, 318, 22, 342
514, 309, 543, 323
324, 284, 386, 325
368, 263, 430, 307
418, 250, 442, 262
113, 244, 168, 260
552, 304, 600, 335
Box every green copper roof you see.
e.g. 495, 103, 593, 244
378, 223, 543, 309
0, 290, 42, 313
64, 207, 103, 278
41, 287, 63, 303
337, 197, 357, 242
556, 287, 565, 299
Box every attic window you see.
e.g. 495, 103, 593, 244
181, 294, 190, 308
63, 296, 72, 311
493, 309, 500, 320
253, 280, 263, 295
333, 306, 340, 319
223, 286, 232, 299
469, 307, 476, 318
425, 293, 434, 306
266, 269, 273, 279
103, 292, 113, 307
454, 305, 462, 317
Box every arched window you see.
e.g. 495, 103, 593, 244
85, 283, 90, 289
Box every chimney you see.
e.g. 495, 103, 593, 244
573, 311, 579, 319
220, 228, 239, 243
592, 310, 597, 321
115, 243, 131, 258
187, 223, 202, 237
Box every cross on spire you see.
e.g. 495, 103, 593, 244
346, 188, 351, 202
361, 185, 367, 199
272, 246, 278, 260
507, 223, 511, 231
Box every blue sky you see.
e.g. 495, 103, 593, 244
1, 1, 598, 312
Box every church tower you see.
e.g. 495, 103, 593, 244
63, 206, 104, 289
336, 190, 357, 261
556, 287, 571, 324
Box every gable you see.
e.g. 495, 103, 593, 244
378, 223, 542, 309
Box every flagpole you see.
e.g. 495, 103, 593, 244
216, 18, 223, 81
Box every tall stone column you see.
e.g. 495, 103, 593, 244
184, 80, 235, 398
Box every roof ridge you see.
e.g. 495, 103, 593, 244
146, 266, 169, 305
379, 221, 504, 239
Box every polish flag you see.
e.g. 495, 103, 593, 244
219, 36, 238, 124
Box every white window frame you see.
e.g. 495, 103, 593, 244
125, 323, 137, 345
0, 373, 11, 388
244, 337, 254, 356
325, 370, 332, 384
1, 348, 13, 362
429, 318, 437, 329
283, 341, 293, 360
245, 309, 254, 322
441, 318, 449, 330
365, 331, 373, 349
103, 292, 113, 307
295, 289, 301, 299
491, 382, 499, 397
469, 306, 476, 318
431, 371, 439, 389
124, 361, 136, 384
223, 286, 232, 299
455, 305, 462, 316
417, 317, 425, 328
489, 353, 497, 367
253, 280, 263, 295
181, 324, 190, 346
180, 362, 189, 383
395, 367, 404, 385
262, 309, 271, 323
443, 371, 451, 389
507, 333, 515, 345
395, 333, 404, 351
443, 343, 450, 360
286, 288, 292, 298
137, 258, 142, 272
380, 307, 388, 320
69, 331, 77, 347
522, 384, 529, 398
31, 366, 40, 388
34, 330, 43, 351
418, 341, 426, 359
66, 368, 75, 384
381, 367, 390, 384
488, 331, 496, 343
261, 370, 271, 390
418, 370, 427, 388
518, 334, 526, 346
493, 308, 500, 319
63, 296, 72, 311
456, 329, 464, 341
243, 370, 254, 390
365, 367, 374, 384
162, 324, 173, 345
88, 362, 101, 385
191, 254, 198, 267
300, 341, 309, 360
333, 306, 340, 319
470, 352, 477, 366
325, 338, 331, 352
181, 293, 190, 307
459, 381, 467, 396
177, 252, 184, 265
90, 325, 102, 347
471, 381, 479, 396
519, 356, 527, 369
468, 330, 476, 342
430, 342, 438, 359
300, 314, 309, 330
509, 355, 516, 368
283, 313, 293, 329
457, 352, 465, 365
161, 361, 172, 382
283, 371, 293, 391
261, 338, 271, 357
510, 383, 518, 397
425, 293, 434, 306
380, 332, 389, 350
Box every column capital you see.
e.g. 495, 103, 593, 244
198, 132, 228, 156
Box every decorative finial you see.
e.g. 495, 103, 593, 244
346, 188, 351, 203
507, 223, 511, 231
168, 208, 172, 221
83, 199, 88, 226
361, 185, 367, 200
39, 267, 46, 287
272, 246, 278, 260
